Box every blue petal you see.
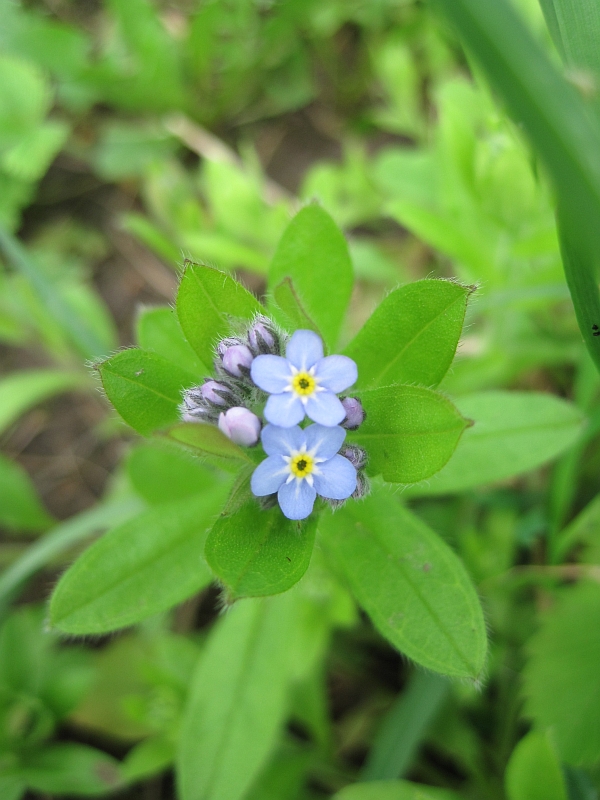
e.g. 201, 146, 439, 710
303, 424, 346, 459
264, 393, 305, 427
313, 455, 356, 500
286, 330, 323, 371
305, 391, 345, 426
251, 456, 288, 496
261, 424, 303, 456
314, 355, 358, 393
278, 478, 317, 520
251, 355, 292, 393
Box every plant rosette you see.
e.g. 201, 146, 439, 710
50, 205, 512, 683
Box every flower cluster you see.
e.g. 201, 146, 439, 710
181, 320, 368, 520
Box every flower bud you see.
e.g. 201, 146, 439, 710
221, 343, 254, 378
352, 471, 370, 500
341, 396, 365, 430
218, 406, 261, 446
201, 379, 236, 406
247, 316, 280, 355
340, 444, 367, 470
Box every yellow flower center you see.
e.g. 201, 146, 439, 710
291, 371, 316, 396
290, 452, 314, 479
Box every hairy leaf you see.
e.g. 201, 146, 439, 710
176, 262, 261, 365
98, 349, 196, 435
320, 488, 487, 679
205, 499, 316, 599
268, 205, 353, 348
345, 279, 471, 389
351, 385, 469, 483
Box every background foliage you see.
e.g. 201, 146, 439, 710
2, 0, 600, 798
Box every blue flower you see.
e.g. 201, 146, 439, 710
250, 330, 357, 427
251, 423, 357, 520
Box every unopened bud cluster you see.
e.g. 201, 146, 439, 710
181, 315, 283, 447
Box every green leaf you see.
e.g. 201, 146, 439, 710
333, 780, 463, 800
0, 497, 143, 610
122, 736, 175, 782
319, 488, 487, 679
344, 280, 471, 389
136, 306, 206, 375
177, 593, 301, 800
50, 491, 228, 634
351, 385, 469, 483
505, 731, 567, 800
523, 582, 600, 766
271, 277, 322, 336
0, 453, 54, 531
362, 672, 450, 780
538, 0, 600, 97
430, 0, 600, 374
268, 204, 353, 348
97, 348, 196, 436
166, 422, 253, 468
22, 743, 123, 797
205, 499, 317, 599
406, 391, 584, 496
0, 370, 83, 435
127, 441, 221, 505
0, 775, 24, 800
176, 262, 262, 366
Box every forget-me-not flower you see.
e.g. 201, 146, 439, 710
251, 423, 357, 520
250, 330, 357, 427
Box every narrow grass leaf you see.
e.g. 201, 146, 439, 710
0, 370, 83, 435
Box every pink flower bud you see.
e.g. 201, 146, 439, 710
218, 407, 261, 446
341, 397, 365, 430
221, 344, 254, 377
340, 444, 367, 470
201, 380, 232, 406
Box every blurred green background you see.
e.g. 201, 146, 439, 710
2, 0, 600, 798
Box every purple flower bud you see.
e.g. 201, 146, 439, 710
341, 397, 365, 430
352, 471, 370, 500
221, 344, 254, 378
218, 407, 261, 446
248, 316, 279, 355
340, 444, 367, 470
201, 379, 234, 406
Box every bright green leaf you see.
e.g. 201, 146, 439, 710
345, 280, 471, 389
97, 348, 196, 436
165, 422, 253, 468
177, 593, 301, 800
319, 488, 487, 679
127, 441, 221, 505
0, 453, 54, 531
22, 743, 123, 797
136, 306, 206, 375
407, 391, 584, 496
334, 780, 462, 800
505, 731, 567, 800
351, 385, 469, 483
268, 204, 353, 348
0, 370, 83, 435
523, 582, 600, 766
122, 736, 175, 782
176, 262, 262, 366
50, 491, 228, 634
271, 277, 322, 337
205, 499, 316, 599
